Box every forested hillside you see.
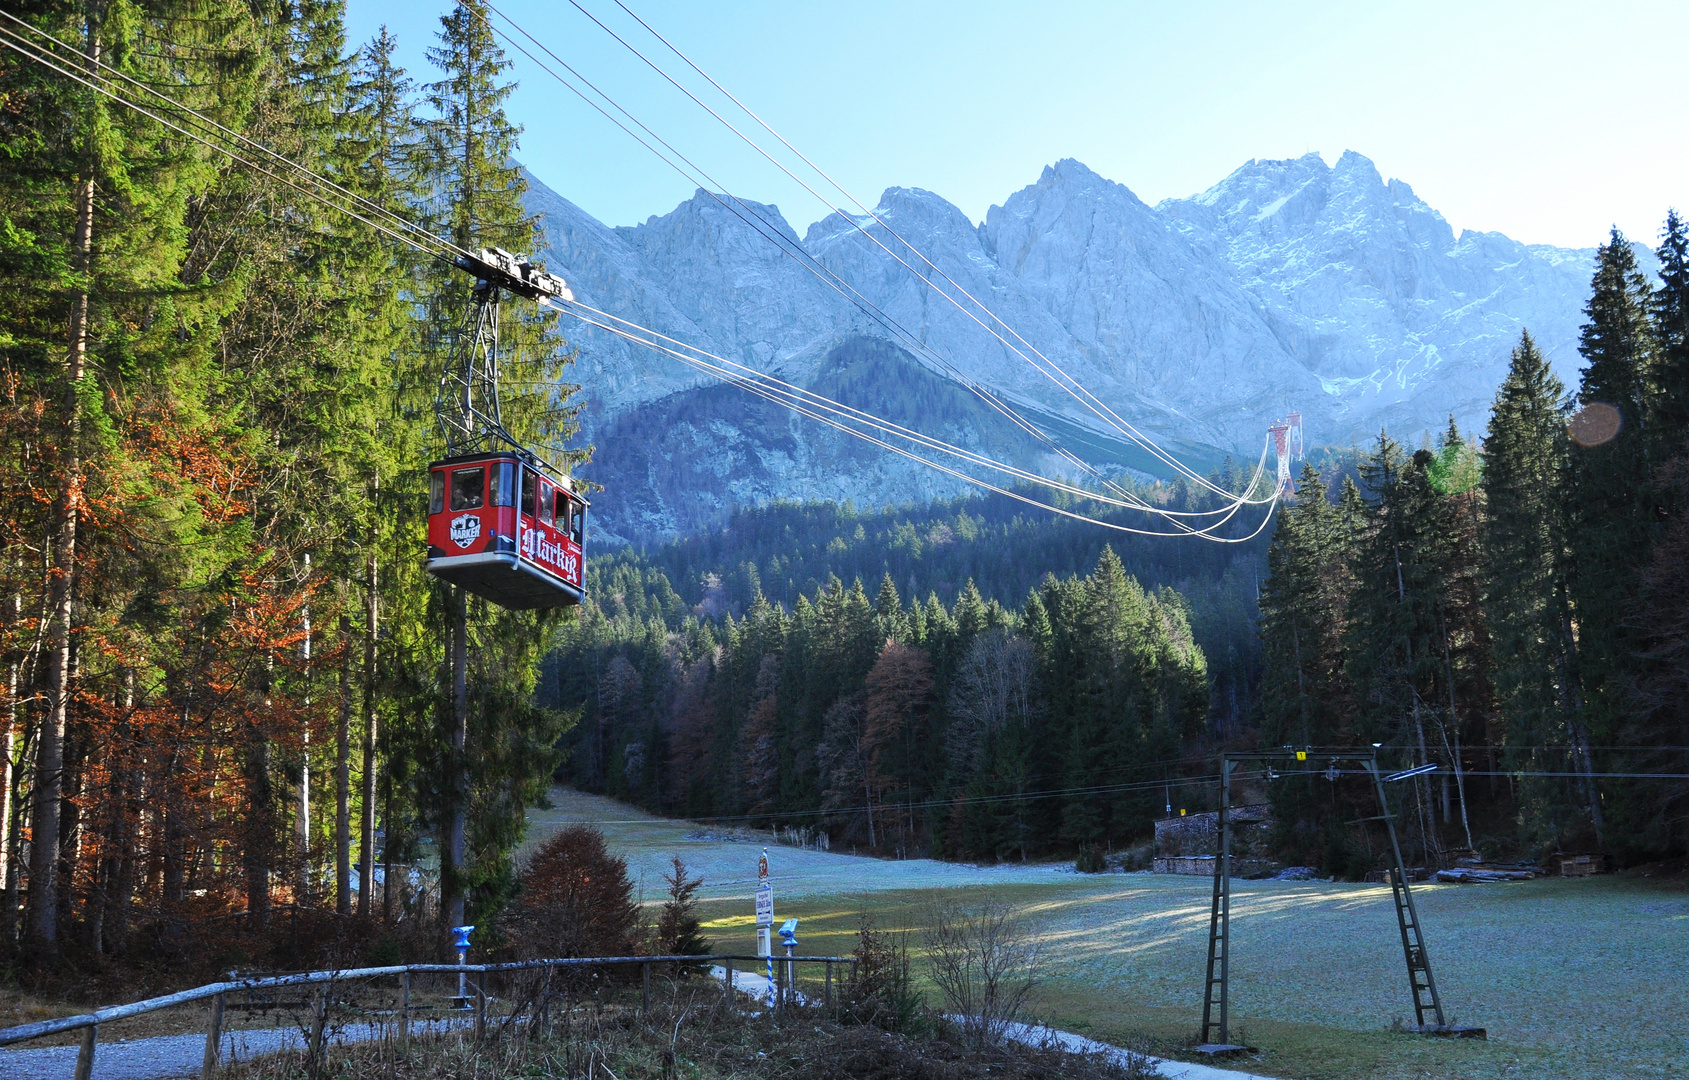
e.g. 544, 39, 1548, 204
3, 0, 1681, 1002
540, 479, 1269, 860
0, 0, 582, 965
1260, 221, 1689, 871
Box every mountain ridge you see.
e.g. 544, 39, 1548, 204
521, 152, 1598, 543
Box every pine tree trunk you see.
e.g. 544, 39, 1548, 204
1438, 617, 1476, 852
4, 780, 26, 944
336, 613, 352, 916
443, 585, 468, 938
359, 549, 378, 917
57, 709, 83, 935
1554, 589, 1606, 845
296, 587, 311, 904
29, 157, 96, 951
244, 724, 272, 931
381, 770, 394, 922
0, 650, 16, 912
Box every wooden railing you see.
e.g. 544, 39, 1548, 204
0, 952, 854, 1080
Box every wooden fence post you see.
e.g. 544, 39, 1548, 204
474, 978, 487, 1042
308, 985, 329, 1061
825, 960, 832, 1011
201, 992, 225, 1078
723, 958, 733, 1006
400, 970, 410, 1048
72, 1023, 96, 1080
641, 961, 650, 1014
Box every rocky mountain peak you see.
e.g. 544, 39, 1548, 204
521, 156, 1596, 543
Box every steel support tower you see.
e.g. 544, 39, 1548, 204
1197, 749, 1480, 1052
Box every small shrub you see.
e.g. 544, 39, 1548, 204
844, 914, 926, 1035
920, 894, 1040, 1049
654, 856, 711, 973
506, 825, 641, 959
1075, 846, 1107, 873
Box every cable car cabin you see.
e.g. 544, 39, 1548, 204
426, 452, 587, 609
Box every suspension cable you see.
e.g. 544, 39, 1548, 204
533, 0, 1273, 503
0, 16, 1277, 541
469, 5, 1267, 522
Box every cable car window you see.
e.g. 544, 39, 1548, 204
572, 504, 584, 544
430, 471, 445, 515
492, 461, 516, 507
521, 468, 536, 518
538, 482, 555, 526
558, 495, 573, 537
450, 467, 485, 511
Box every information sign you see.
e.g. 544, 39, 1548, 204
755, 883, 774, 927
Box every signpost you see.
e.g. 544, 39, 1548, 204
755, 847, 774, 1006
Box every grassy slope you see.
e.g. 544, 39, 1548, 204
539, 788, 1689, 1080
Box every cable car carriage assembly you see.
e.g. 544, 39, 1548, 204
426, 247, 587, 610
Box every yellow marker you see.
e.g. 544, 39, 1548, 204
1297, 751, 1307, 761
1180, 808, 1186, 816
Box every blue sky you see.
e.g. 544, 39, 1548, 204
344, 1, 1685, 249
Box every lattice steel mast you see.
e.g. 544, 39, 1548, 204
436, 247, 573, 459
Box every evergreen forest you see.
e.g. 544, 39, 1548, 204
0, 0, 584, 966
548, 224, 1689, 875
1256, 225, 1689, 871
0, 0, 1684, 998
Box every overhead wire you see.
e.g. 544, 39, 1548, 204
465, 9, 1138, 504
0, 22, 461, 265
467, 4, 1268, 528
0, 12, 1278, 540
543, 0, 1273, 504
0, 11, 473, 266
555, 292, 1277, 528
558, 298, 1280, 539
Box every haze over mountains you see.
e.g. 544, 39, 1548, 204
523, 151, 1597, 542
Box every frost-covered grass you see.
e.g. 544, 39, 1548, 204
523, 787, 1077, 902
544, 788, 1689, 1080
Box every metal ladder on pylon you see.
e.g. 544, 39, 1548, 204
1199, 758, 1234, 1046
1368, 759, 1446, 1031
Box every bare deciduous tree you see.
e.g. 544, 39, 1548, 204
920, 894, 1040, 1048
947, 630, 1036, 779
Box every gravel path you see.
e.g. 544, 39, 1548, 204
0, 1019, 466, 1080
1, 969, 1276, 1080
718, 963, 1277, 1080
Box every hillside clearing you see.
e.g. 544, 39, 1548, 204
539, 788, 1689, 1080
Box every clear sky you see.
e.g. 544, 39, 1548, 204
344, 0, 1686, 250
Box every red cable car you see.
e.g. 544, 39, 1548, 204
426, 451, 587, 609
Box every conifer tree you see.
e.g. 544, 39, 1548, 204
1480, 332, 1602, 842
1652, 210, 1689, 456
656, 856, 711, 964
415, 0, 583, 940
1259, 464, 1351, 751
1, 0, 262, 953
1567, 231, 1659, 830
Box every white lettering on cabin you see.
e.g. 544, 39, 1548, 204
450, 514, 481, 549
521, 526, 579, 582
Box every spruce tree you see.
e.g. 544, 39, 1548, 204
415, 0, 584, 938
1567, 230, 1659, 826
1652, 210, 1689, 456
1481, 331, 1602, 843
0, 0, 262, 953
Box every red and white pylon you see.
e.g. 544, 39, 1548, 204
1269, 420, 1293, 493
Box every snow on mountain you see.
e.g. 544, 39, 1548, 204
522, 153, 1596, 542
1158, 151, 1592, 443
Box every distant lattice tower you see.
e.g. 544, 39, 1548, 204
1286, 411, 1304, 460
1269, 419, 1293, 494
